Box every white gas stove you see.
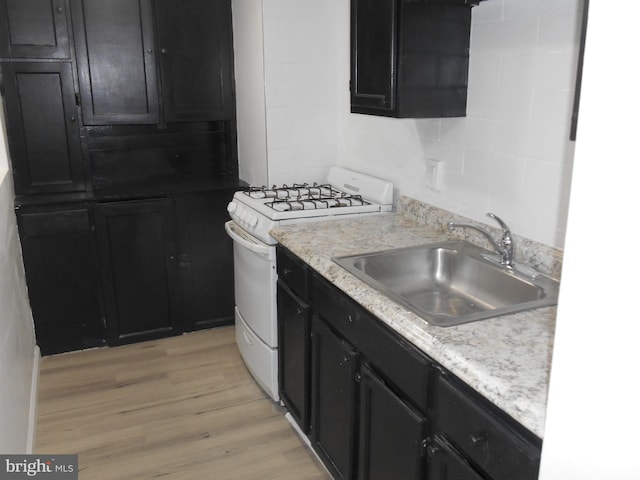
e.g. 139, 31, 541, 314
226, 167, 394, 245
224, 167, 393, 403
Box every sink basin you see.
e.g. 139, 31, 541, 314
332, 240, 559, 327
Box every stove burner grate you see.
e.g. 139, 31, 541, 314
244, 183, 335, 200
265, 193, 369, 212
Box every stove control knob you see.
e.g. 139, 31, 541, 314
247, 214, 258, 228
227, 202, 237, 214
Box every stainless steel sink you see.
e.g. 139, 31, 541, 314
332, 240, 559, 327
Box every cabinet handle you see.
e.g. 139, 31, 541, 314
469, 433, 487, 446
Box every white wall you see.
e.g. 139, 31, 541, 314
232, 0, 269, 186
232, 0, 342, 187
538, 2, 640, 478
0, 104, 39, 453
338, 0, 582, 248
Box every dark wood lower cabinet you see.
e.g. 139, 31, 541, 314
17, 205, 105, 355
426, 436, 485, 480
358, 364, 426, 480
277, 279, 311, 433
95, 198, 182, 344
276, 247, 543, 480
311, 316, 359, 480
175, 190, 235, 331
16, 189, 236, 354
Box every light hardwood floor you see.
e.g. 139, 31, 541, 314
36, 326, 330, 479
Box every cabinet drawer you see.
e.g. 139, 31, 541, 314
311, 273, 359, 343
434, 376, 541, 480
357, 311, 430, 413
312, 272, 430, 413
20, 209, 91, 236
277, 246, 309, 301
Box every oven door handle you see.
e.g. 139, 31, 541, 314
225, 221, 273, 256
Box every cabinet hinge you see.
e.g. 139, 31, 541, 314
420, 437, 429, 458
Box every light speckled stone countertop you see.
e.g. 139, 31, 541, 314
270, 200, 558, 438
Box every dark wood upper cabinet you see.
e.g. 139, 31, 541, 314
351, 0, 473, 118
1, 61, 85, 195
155, 0, 235, 122
70, 0, 160, 125
0, 0, 70, 59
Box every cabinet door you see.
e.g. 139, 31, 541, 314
0, 0, 70, 59
71, 0, 159, 125
277, 280, 311, 433
174, 190, 234, 331
426, 436, 485, 480
17, 206, 105, 355
155, 0, 235, 121
350, 0, 397, 113
358, 364, 426, 480
311, 316, 359, 480
95, 198, 181, 344
1, 62, 85, 195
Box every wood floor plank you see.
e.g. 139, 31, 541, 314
36, 326, 330, 479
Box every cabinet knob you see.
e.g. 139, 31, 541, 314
146, 48, 153, 54
161, 48, 169, 55
56, 6, 63, 13
426, 445, 440, 458
469, 433, 487, 446
347, 314, 354, 323
69, 116, 76, 123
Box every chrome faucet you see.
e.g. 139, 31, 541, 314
448, 213, 515, 268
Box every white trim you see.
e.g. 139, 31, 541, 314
284, 413, 333, 479
26, 346, 41, 454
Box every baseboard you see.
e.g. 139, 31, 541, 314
26, 345, 41, 454
284, 412, 333, 478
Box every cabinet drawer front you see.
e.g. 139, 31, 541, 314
20, 209, 91, 236
435, 376, 540, 480
357, 311, 430, 413
312, 272, 430, 412
311, 273, 359, 342
277, 246, 309, 301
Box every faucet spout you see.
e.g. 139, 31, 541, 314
448, 213, 515, 267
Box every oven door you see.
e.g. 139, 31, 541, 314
224, 221, 277, 347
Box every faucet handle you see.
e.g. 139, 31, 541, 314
486, 213, 514, 266
486, 213, 511, 238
